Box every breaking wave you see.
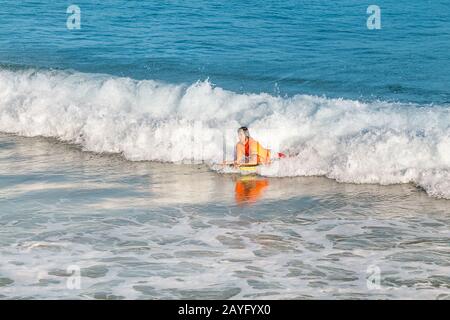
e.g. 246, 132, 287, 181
1, 67, 450, 199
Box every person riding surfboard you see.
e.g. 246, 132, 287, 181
234, 127, 285, 167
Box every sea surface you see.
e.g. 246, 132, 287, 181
0, 1, 449, 299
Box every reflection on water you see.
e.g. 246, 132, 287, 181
0, 133, 449, 299
234, 177, 269, 206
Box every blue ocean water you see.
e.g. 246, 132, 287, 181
0, 0, 449, 104
1, 1, 450, 299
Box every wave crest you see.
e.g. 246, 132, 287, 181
1, 68, 449, 199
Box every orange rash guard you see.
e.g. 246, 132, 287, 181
235, 137, 271, 165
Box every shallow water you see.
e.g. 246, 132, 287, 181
0, 133, 449, 299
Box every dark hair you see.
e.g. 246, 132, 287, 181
238, 126, 250, 138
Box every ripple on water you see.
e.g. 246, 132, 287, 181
169, 287, 242, 300
0, 277, 14, 287
174, 250, 223, 258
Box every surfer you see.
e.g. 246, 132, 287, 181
234, 127, 272, 167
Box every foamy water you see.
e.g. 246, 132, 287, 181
0, 134, 449, 299
1, 68, 450, 200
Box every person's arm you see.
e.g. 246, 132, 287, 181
235, 143, 244, 166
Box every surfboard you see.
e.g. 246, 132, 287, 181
238, 164, 259, 174
213, 162, 260, 175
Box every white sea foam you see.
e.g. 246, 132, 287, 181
1, 68, 449, 199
